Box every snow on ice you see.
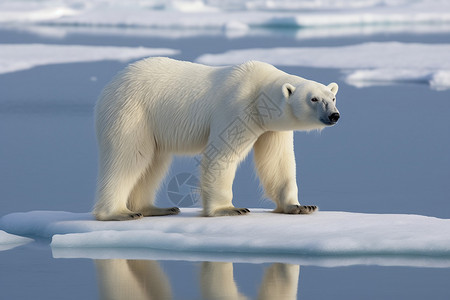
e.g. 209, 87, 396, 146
0, 230, 33, 251
1, 209, 450, 262
1, 0, 450, 39
0, 44, 179, 75
197, 42, 450, 90
1, 0, 449, 29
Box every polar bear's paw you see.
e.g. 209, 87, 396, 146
285, 205, 318, 215
96, 212, 144, 221
209, 207, 250, 217
141, 206, 181, 217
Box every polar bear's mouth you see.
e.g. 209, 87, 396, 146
320, 118, 335, 126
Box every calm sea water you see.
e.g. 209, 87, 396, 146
1, 27, 450, 299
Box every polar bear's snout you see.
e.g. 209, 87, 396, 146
319, 104, 340, 126
328, 112, 340, 124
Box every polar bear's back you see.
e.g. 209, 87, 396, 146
98, 57, 279, 112
95, 57, 287, 154
96, 57, 232, 153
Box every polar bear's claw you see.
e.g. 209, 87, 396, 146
141, 206, 180, 217
110, 212, 144, 221
212, 207, 250, 216
285, 205, 318, 214
169, 207, 181, 213
130, 213, 144, 219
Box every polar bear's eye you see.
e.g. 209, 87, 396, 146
311, 97, 319, 102
332, 98, 336, 102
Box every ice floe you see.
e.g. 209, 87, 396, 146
1, 0, 450, 39
1, 0, 449, 28
0, 44, 179, 75
0, 230, 33, 251
197, 42, 450, 90
1, 209, 450, 260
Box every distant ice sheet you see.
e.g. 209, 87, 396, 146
1, 209, 450, 260
0, 230, 32, 251
0, 44, 179, 75
197, 42, 450, 90
0, 1, 79, 23
1, 0, 450, 40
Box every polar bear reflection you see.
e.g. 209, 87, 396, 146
94, 259, 299, 299
95, 259, 172, 300
201, 262, 299, 300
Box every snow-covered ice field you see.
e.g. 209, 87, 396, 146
1, 0, 450, 299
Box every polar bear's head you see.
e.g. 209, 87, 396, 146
282, 80, 340, 130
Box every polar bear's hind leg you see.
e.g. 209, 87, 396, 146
93, 152, 148, 221
127, 152, 180, 216
94, 130, 155, 221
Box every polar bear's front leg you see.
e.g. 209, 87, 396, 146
253, 131, 318, 214
200, 148, 251, 217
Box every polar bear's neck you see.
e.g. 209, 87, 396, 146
224, 61, 313, 132
251, 72, 304, 132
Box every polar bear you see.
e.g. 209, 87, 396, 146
93, 57, 340, 221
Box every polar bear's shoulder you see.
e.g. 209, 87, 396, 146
130, 57, 279, 76
232, 60, 278, 74
226, 61, 284, 86
131, 57, 207, 71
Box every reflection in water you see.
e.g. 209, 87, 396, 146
257, 264, 300, 300
95, 259, 299, 300
95, 259, 172, 300
201, 262, 299, 300
201, 262, 248, 300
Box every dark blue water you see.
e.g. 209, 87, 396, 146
2, 243, 450, 299
1, 27, 450, 299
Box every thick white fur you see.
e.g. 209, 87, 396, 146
93, 57, 339, 220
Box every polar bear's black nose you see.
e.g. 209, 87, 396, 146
328, 113, 340, 123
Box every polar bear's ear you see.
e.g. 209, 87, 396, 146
282, 83, 296, 98
328, 82, 339, 95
